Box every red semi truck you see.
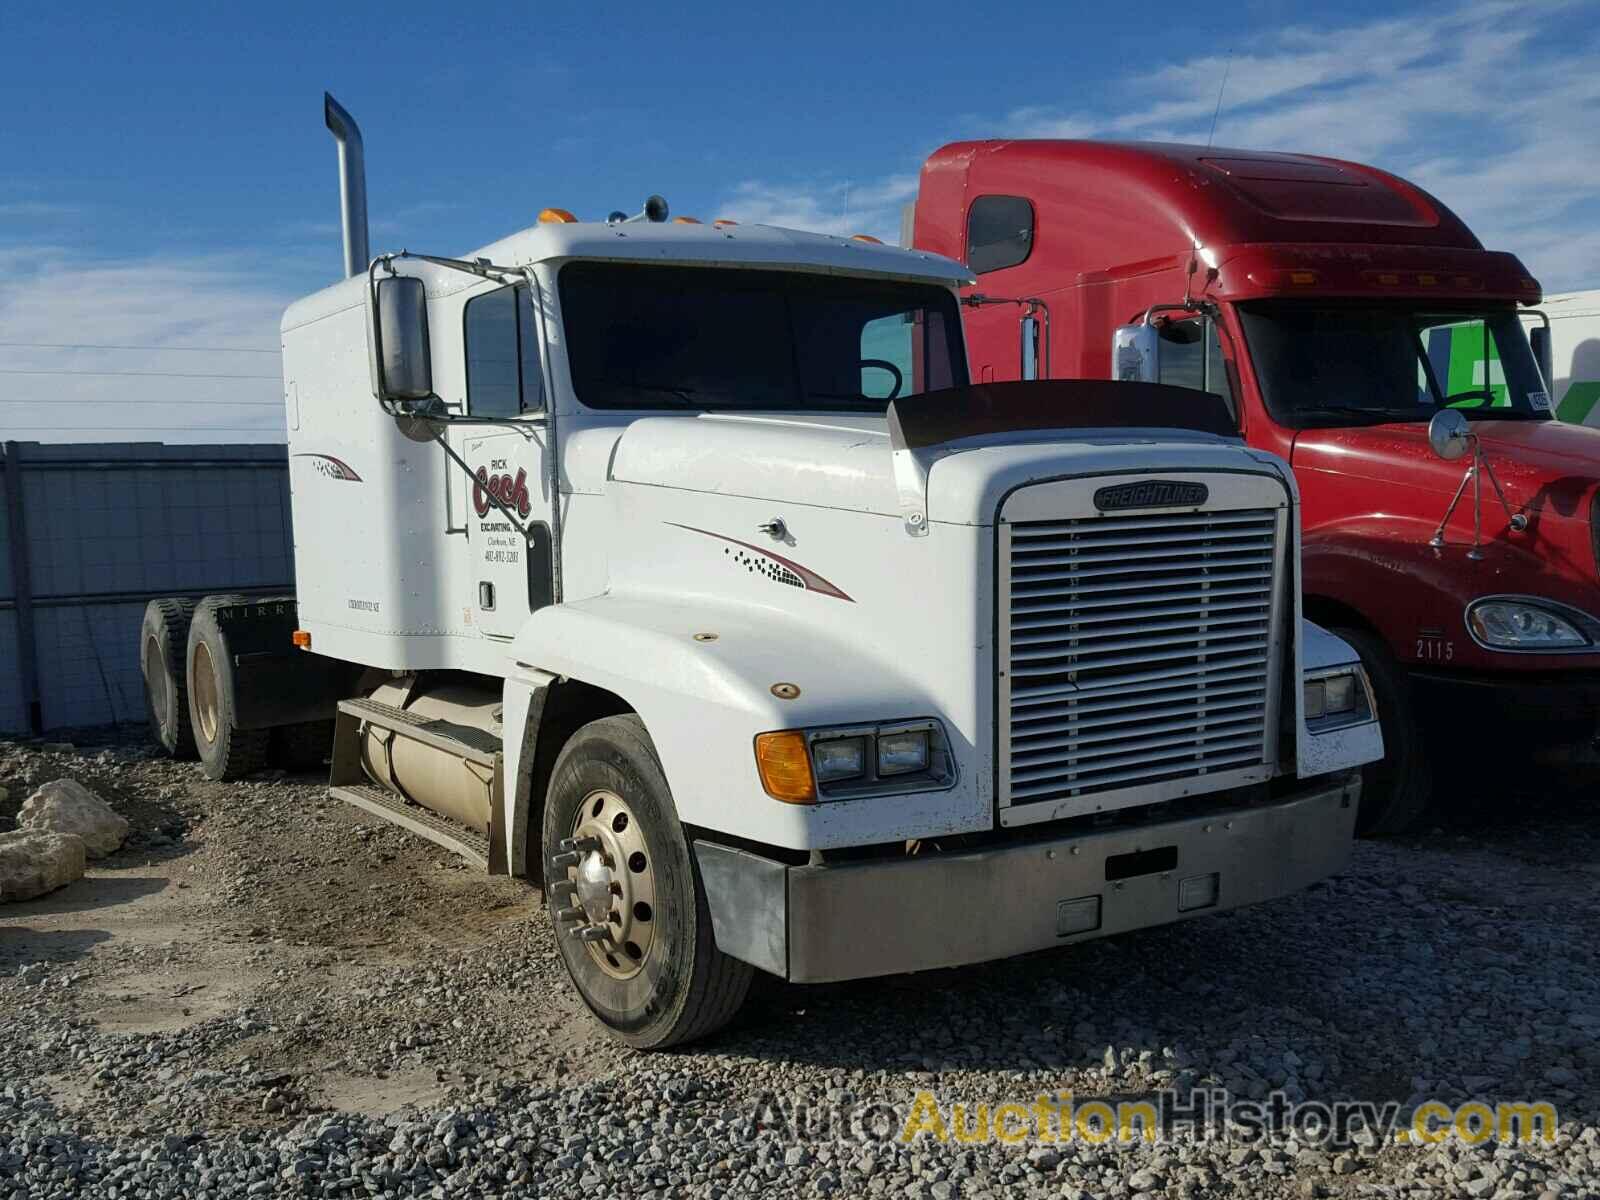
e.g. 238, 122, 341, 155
909, 140, 1600, 832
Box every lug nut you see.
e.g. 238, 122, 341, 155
576, 925, 610, 943
549, 880, 577, 899
550, 851, 581, 868
558, 835, 602, 853
555, 906, 585, 924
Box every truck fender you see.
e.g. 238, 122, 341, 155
1297, 619, 1386, 777
500, 590, 954, 869
500, 665, 557, 879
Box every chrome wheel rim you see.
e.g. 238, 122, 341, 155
564, 788, 658, 980
192, 641, 219, 744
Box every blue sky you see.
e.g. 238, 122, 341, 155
3, 0, 1599, 441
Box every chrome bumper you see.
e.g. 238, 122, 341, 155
694, 774, 1358, 983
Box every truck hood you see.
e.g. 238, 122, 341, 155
608, 410, 1279, 526
1291, 418, 1600, 519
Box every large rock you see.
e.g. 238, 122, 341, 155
19, 779, 129, 858
0, 830, 87, 901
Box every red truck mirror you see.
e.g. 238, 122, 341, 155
1427, 409, 1471, 461
1112, 323, 1159, 383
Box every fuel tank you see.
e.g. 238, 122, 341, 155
357, 678, 502, 832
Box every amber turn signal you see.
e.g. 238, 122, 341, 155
292, 629, 312, 649
754, 731, 816, 804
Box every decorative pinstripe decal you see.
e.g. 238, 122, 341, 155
294, 453, 363, 482
666, 522, 855, 602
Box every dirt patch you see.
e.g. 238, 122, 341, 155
0, 732, 621, 1134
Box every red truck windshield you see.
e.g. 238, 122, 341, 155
560, 263, 967, 413
1238, 304, 1550, 430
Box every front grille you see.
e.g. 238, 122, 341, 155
1002, 507, 1280, 815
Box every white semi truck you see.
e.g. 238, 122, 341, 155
139, 97, 1382, 1047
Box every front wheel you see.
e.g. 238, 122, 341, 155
543, 715, 751, 1049
1332, 625, 1432, 835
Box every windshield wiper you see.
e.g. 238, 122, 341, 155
622, 382, 703, 408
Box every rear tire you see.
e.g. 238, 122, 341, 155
1333, 625, 1432, 835
186, 597, 271, 781
543, 714, 752, 1049
141, 598, 197, 759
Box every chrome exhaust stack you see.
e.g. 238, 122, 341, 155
324, 92, 370, 279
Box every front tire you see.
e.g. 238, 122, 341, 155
1333, 625, 1432, 835
543, 715, 752, 1049
186, 597, 271, 781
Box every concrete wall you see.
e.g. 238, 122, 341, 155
0, 441, 293, 733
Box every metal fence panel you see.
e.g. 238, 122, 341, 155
1, 441, 292, 733
31, 601, 151, 730
0, 612, 22, 732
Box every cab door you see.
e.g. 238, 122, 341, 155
458, 282, 555, 639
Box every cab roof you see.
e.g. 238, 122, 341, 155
914, 139, 1538, 303
473, 219, 971, 285
922, 139, 1480, 252
284, 220, 972, 331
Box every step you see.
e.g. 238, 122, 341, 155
330, 783, 490, 871
337, 697, 500, 766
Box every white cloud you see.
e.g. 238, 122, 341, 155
718, 174, 920, 244
723, 0, 1600, 291
0, 246, 290, 444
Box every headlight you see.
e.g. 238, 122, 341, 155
1303, 665, 1373, 731
813, 736, 868, 783
1468, 599, 1589, 650
754, 719, 954, 803
877, 730, 930, 776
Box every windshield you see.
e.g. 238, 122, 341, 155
559, 263, 966, 413
1238, 303, 1552, 429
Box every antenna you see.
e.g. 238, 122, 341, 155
1206, 51, 1233, 148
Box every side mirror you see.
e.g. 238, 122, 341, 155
1529, 322, 1554, 391
1427, 408, 1471, 461
372, 275, 433, 402
1112, 323, 1158, 383
1020, 313, 1040, 381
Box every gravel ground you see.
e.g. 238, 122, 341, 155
1, 729, 1597, 1199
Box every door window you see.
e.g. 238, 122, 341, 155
464, 284, 544, 417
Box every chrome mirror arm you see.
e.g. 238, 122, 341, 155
1429, 433, 1529, 560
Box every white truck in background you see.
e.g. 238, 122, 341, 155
1519, 289, 1600, 425
139, 96, 1382, 1048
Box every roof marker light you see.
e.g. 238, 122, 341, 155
713, 218, 738, 226
850, 234, 884, 244
1289, 271, 1317, 285
539, 207, 578, 224
673, 216, 703, 224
